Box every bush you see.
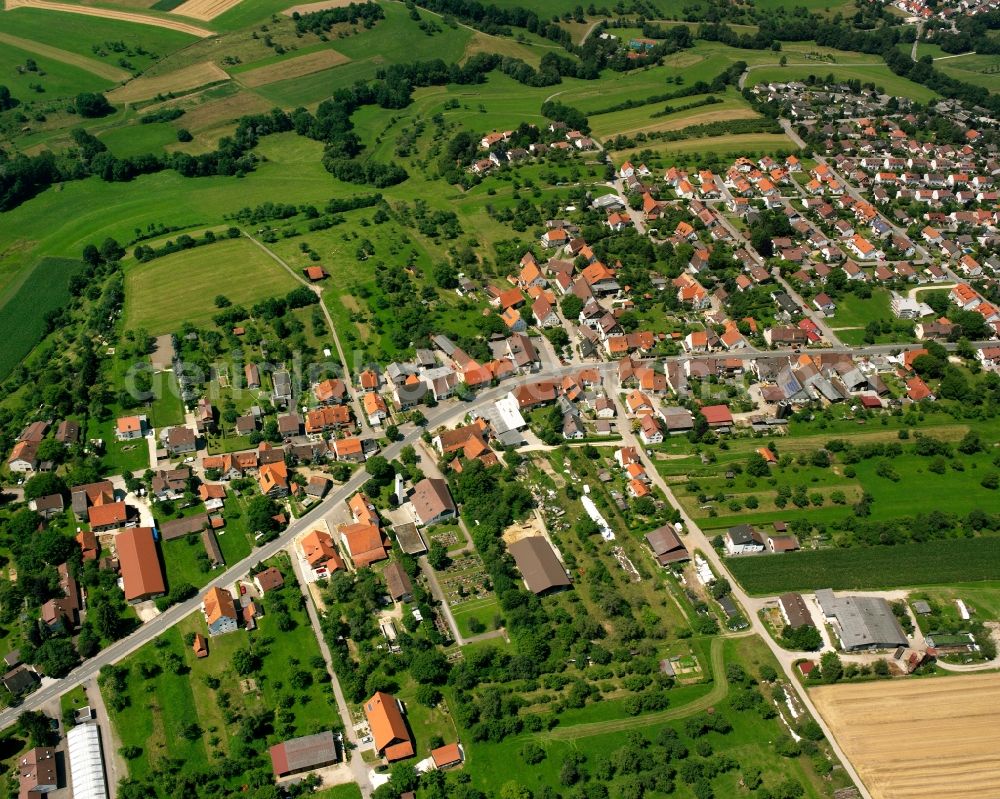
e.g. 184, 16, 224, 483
521, 742, 546, 764
75, 92, 113, 118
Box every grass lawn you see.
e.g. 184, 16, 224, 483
216, 492, 254, 565
100, 123, 180, 158
589, 90, 758, 139
162, 534, 215, 591
149, 372, 185, 428
104, 627, 207, 780
123, 237, 300, 334
312, 786, 363, 799
451, 595, 502, 639
60, 685, 89, 718
827, 287, 892, 328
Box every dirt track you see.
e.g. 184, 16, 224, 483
812, 674, 1000, 799
0, 31, 129, 81
4, 0, 215, 37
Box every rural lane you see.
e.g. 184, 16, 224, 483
610, 394, 874, 798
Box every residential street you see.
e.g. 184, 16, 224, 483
6, 340, 1000, 793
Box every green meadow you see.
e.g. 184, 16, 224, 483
123, 237, 301, 334
0, 257, 88, 380
0, 41, 112, 100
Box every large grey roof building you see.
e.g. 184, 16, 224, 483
815, 589, 907, 651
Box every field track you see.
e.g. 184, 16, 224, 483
236, 49, 350, 87
108, 60, 228, 102
539, 635, 739, 741
0, 31, 130, 81
3, 0, 214, 37
812, 674, 1000, 799
171, 0, 242, 21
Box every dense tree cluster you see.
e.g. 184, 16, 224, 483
292, 0, 384, 33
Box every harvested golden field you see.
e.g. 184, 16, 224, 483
109, 61, 229, 102
171, 0, 242, 21
80, 0, 158, 8
812, 674, 1000, 799
169, 90, 272, 131
282, 0, 355, 14
237, 49, 350, 87
5, 0, 213, 36
636, 107, 759, 136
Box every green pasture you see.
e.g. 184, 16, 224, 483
827, 288, 893, 328
915, 582, 1000, 622
122, 237, 300, 334
932, 52, 1000, 92
105, 555, 334, 786
100, 122, 180, 157
253, 2, 472, 105
609, 132, 796, 161
0, 7, 196, 69
216, 493, 254, 564
0, 41, 112, 101
464, 634, 839, 799
0, 257, 87, 381
594, 92, 757, 139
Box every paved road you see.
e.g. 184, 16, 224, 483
0, 384, 515, 731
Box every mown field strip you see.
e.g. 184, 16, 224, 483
5, 0, 214, 37
0, 30, 129, 81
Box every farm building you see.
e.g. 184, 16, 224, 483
644, 526, 689, 566
66, 723, 109, 799
269, 731, 340, 777
116, 527, 166, 603
508, 537, 571, 595
815, 589, 907, 651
